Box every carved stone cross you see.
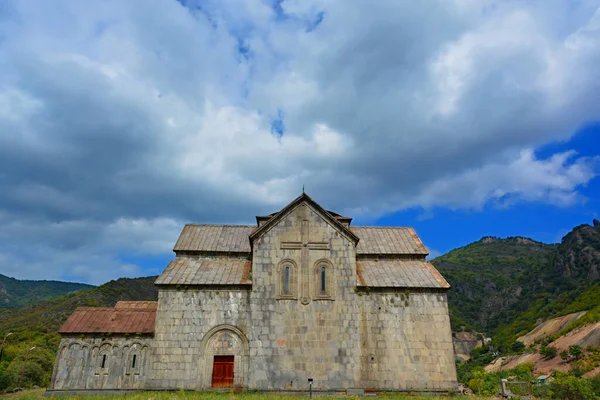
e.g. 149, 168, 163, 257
280, 207, 330, 304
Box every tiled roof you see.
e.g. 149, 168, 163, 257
173, 224, 427, 256
351, 227, 428, 255
357, 260, 450, 289
173, 225, 254, 253
155, 258, 252, 286
58, 307, 156, 334
115, 301, 158, 310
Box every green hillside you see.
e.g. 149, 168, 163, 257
0, 276, 158, 389
432, 220, 600, 351
0, 275, 93, 309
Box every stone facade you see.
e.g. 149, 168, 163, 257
51, 336, 152, 390
49, 194, 457, 393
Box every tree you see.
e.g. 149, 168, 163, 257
569, 345, 583, 360
511, 340, 525, 353
560, 350, 570, 361
550, 372, 594, 400
468, 377, 485, 395
540, 345, 557, 359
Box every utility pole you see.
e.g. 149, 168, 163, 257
0, 332, 13, 363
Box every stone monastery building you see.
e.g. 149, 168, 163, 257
50, 194, 457, 393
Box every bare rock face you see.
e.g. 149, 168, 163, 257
554, 223, 600, 281
452, 331, 483, 361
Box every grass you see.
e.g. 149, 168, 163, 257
6, 389, 496, 400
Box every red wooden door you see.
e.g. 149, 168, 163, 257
212, 355, 234, 388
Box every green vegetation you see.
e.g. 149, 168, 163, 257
432, 222, 600, 353
459, 360, 600, 399
0, 276, 157, 390
4, 389, 499, 400
0, 275, 92, 309
540, 345, 557, 359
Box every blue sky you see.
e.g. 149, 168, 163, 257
0, 0, 599, 284
374, 123, 600, 257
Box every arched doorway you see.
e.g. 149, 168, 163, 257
198, 325, 249, 390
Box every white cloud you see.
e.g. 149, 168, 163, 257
0, 0, 599, 282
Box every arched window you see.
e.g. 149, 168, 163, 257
96, 349, 111, 375
126, 349, 142, 375
314, 260, 334, 300
284, 266, 290, 294
277, 260, 297, 299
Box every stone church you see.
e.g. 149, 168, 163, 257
49, 193, 457, 393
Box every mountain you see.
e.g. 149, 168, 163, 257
0, 275, 158, 336
0, 274, 93, 309
0, 276, 158, 390
432, 220, 600, 351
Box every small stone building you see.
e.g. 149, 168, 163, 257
49, 193, 457, 393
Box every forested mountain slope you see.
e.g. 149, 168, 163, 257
0, 274, 92, 309
432, 220, 600, 351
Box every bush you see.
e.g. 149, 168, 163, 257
560, 350, 570, 361
0, 360, 46, 389
550, 372, 594, 400
468, 377, 485, 394
540, 345, 558, 359
570, 344, 583, 359
511, 340, 525, 353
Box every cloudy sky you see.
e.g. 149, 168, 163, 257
1, 0, 599, 284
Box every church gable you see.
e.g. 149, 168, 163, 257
251, 197, 357, 305
249, 193, 359, 247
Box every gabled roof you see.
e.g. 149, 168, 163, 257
174, 224, 255, 253
115, 301, 158, 310
58, 304, 156, 334
155, 258, 252, 286
352, 227, 428, 255
249, 193, 359, 246
357, 260, 449, 289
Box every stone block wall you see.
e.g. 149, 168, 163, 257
50, 335, 152, 391
356, 290, 457, 390
148, 203, 457, 391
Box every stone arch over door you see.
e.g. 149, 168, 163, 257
198, 324, 249, 389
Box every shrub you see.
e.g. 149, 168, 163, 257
550, 372, 594, 400
570, 344, 583, 359
468, 377, 485, 394
540, 345, 558, 359
0, 360, 46, 389
511, 340, 525, 353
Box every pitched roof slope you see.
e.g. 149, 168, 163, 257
115, 301, 158, 310
173, 226, 427, 256
155, 258, 252, 286
58, 306, 156, 334
357, 260, 450, 289
174, 224, 255, 253
351, 227, 428, 256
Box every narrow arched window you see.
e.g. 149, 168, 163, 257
277, 260, 297, 299
101, 354, 107, 369
131, 354, 137, 369
284, 266, 290, 294
321, 266, 326, 294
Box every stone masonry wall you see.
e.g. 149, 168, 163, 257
356, 290, 457, 390
50, 335, 153, 391
148, 202, 457, 391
